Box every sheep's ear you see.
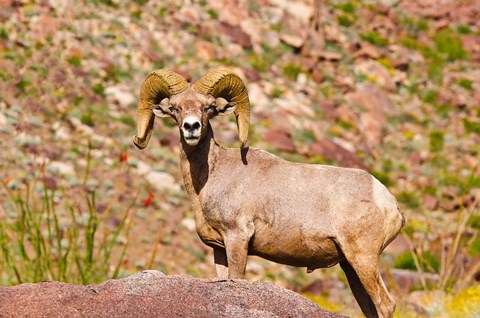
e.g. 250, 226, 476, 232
153, 98, 172, 118
216, 98, 237, 116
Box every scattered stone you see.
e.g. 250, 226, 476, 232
243, 68, 261, 82
134, 160, 180, 192
422, 194, 438, 210
263, 129, 296, 152
364, 0, 401, 8
280, 33, 305, 48
385, 269, 439, 294
105, 85, 136, 109
263, 30, 281, 48
461, 35, 480, 62
354, 60, 396, 92
247, 83, 271, 112
319, 100, 338, 121
267, 110, 294, 135
15, 132, 42, 147
352, 41, 382, 59
0, 111, 7, 130
181, 216, 196, 232
69, 118, 115, 146
270, 0, 313, 24
311, 138, 367, 169
218, 21, 252, 49
195, 41, 217, 60
48, 161, 76, 177
210, 0, 249, 26
404, 290, 446, 316
245, 260, 263, 275
345, 83, 395, 145
317, 51, 343, 61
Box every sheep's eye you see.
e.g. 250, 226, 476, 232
205, 104, 216, 112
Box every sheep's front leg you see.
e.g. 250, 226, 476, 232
213, 247, 228, 279
224, 230, 251, 279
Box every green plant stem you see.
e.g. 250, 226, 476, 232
406, 235, 428, 290
82, 139, 93, 187
439, 198, 478, 290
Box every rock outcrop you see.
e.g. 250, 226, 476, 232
0, 271, 344, 318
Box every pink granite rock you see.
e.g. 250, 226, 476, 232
0, 271, 345, 318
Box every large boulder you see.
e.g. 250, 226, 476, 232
0, 271, 344, 318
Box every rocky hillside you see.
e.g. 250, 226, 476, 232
1, 0, 479, 316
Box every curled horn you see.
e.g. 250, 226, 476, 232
194, 70, 250, 147
133, 69, 188, 149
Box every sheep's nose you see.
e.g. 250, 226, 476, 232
183, 121, 201, 131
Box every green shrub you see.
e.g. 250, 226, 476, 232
338, 14, 356, 27
207, 9, 219, 19
457, 78, 473, 90
91, 83, 106, 97
398, 191, 420, 209
394, 251, 417, 271
371, 171, 392, 187
400, 16, 428, 37
429, 131, 444, 152
421, 89, 438, 104
394, 250, 440, 273
336, 2, 356, 14
361, 31, 388, 46
434, 30, 468, 61
457, 24, 472, 34
468, 237, 480, 257
283, 64, 303, 80
67, 55, 82, 67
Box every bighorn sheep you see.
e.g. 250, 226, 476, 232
133, 69, 405, 318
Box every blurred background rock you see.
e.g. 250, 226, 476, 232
0, 0, 479, 316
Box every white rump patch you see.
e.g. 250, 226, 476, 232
371, 176, 403, 247
372, 176, 393, 211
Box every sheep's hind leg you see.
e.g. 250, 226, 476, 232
340, 253, 395, 318
340, 260, 377, 317
213, 247, 228, 279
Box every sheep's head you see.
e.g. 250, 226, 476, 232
133, 69, 250, 149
